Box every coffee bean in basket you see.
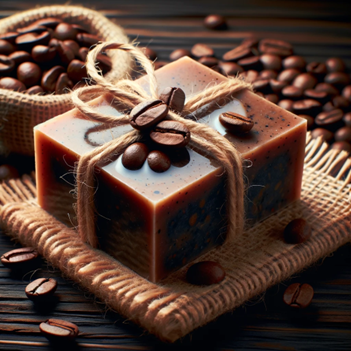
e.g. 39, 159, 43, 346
283, 283, 314, 308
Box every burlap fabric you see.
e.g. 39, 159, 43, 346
0, 5, 131, 156
0, 134, 350, 342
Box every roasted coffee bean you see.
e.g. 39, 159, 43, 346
41, 65, 65, 92
122, 142, 149, 170
0, 77, 26, 91
260, 54, 282, 71
0, 39, 15, 55
292, 73, 317, 91
277, 68, 300, 83
16, 31, 51, 51
218, 61, 244, 76
79, 47, 89, 62
282, 55, 306, 70
293, 99, 321, 116
72, 24, 89, 34
159, 87, 186, 112
283, 283, 314, 308
63, 40, 80, 58
54, 23, 78, 41
342, 86, 351, 103
259, 69, 277, 80
219, 111, 254, 133
204, 14, 227, 30
306, 61, 327, 78
150, 120, 190, 148
17, 25, 47, 35
270, 79, 288, 93
311, 128, 334, 143
315, 82, 339, 96
27, 85, 44, 95
39, 318, 79, 340
169, 147, 190, 167
186, 261, 225, 285
343, 112, 351, 127
252, 79, 271, 94
281, 85, 303, 99
154, 61, 168, 70
303, 89, 328, 103
55, 73, 73, 94
141, 47, 157, 61
331, 141, 351, 153
334, 126, 351, 143
32, 45, 57, 63
17, 62, 41, 86
326, 57, 346, 73
25, 278, 57, 301
258, 38, 293, 57
223, 45, 255, 62
315, 109, 343, 130
198, 56, 219, 67
241, 37, 259, 48
283, 218, 311, 244
8, 51, 32, 65
324, 72, 350, 90
332, 95, 349, 110
239, 70, 259, 83
67, 60, 86, 83
265, 94, 279, 104
298, 114, 314, 130
57, 42, 75, 65
0, 32, 18, 44
169, 48, 191, 61
147, 150, 171, 173
322, 101, 335, 112
33, 17, 62, 29
191, 43, 214, 58
129, 100, 168, 130
0, 55, 15, 75
237, 55, 262, 71
1, 247, 38, 270
0, 164, 19, 180
76, 33, 100, 47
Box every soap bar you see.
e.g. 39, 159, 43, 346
34, 57, 306, 282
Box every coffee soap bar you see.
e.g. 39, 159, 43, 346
34, 57, 306, 282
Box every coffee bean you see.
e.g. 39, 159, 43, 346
0, 77, 26, 91
169, 48, 191, 61
278, 99, 294, 112
240, 37, 259, 48
343, 112, 351, 127
306, 61, 327, 78
0, 164, 19, 180
334, 126, 351, 143
57, 42, 75, 65
160, 87, 186, 112
326, 57, 346, 73
55, 73, 73, 94
31, 45, 57, 63
25, 278, 57, 301
258, 38, 293, 57
315, 109, 343, 130
63, 39, 80, 58
252, 79, 271, 94
238, 56, 262, 71
147, 150, 171, 173
223, 45, 255, 62
76, 33, 100, 47
186, 261, 225, 285
122, 142, 149, 170
315, 82, 339, 96
41, 66, 65, 92
219, 111, 254, 133
282, 55, 306, 70
281, 85, 303, 99
54, 23, 78, 41
260, 54, 282, 71
298, 114, 314, 130
331, 141, 351, 153
311, 128, 334, 143
191, 43, 214, 58
17, 25, 48, 35
1, 247, 39, 270
72, 24, 89, 34
0, 39, 15, 55
277, 68, 300, 83
303, 89, 329, 104
0, 32, 18, 44
0, 55, 15, 75
33, 17, 62, 29
154, 61, 168, 70
17, 62, 41, 86
27, 85, 44, 95
284, 218, 311, 244
169, 147, 190, 167
292, 73, 317, 91
218, 61, 244, 76
39, 318, 79, 340
239, 70, 259, 83
129, 100, 168, 130
342, 86, 351, 103
283, 283, 314, 308
265, 94, 279, 104
204, 14, 227, 30
270, 79, 288, 93
198, 56, 219, 67
8, 51, 32, 65
79, 47, 89, 62
332, 95, 349, 110
259, 69, 277, 80
67, 60, 86, 83
16, 31, 51, 51
141, 47, 157, 61
150, 120, 190, 148
324, 72, 350, 90
293, 99, 321, 116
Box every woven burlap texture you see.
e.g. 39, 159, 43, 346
0, 5, 131, 156
0, 134, 350, 343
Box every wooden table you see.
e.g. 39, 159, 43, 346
1, 1, 351, 350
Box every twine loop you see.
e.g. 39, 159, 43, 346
71, 41, 253, 248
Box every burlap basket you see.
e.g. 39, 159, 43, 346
0, 134, 350, 342
0, 5, 131, 156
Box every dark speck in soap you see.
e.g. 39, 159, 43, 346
154, 190, 160, 194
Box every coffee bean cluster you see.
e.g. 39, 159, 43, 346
122, 86, 190, 173
150, 39, 351, 154
0, 18, 111, 95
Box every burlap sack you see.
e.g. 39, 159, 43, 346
0, 5, 131, 156
0, 134, 350, 342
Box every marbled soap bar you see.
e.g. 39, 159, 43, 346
34, 57, 306, 282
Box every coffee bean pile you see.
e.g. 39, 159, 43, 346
151, 37, 351, 154
0, 18, 111, 95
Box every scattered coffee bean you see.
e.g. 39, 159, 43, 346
191, 43, 214, 58
270, 79, 288, 93
331, 141, 351, 153
39, 318, 79, 340
129, 99, 168, 130
259, 69, 277, 80
306, 61, 327, 78
292, 73, 318, 91
334, 126, 351, 143
342, 85, 351, 102
282, 55, 306, 70
283, 283, 314, 308
277, 68, 300, 83
0, 55, 15, 75
141, 47, 157, 61
159, 87, 186, 112
252, 79, 271, 94
298, 114, 314, 130
198, 56, 219, 67
204, 14, 227, 30
324, 72, 350, 90
25, 278, 57, 301
169, 48, 191, 61
147, 150, 171, 173
282, 85, 303, 99
154, 60, 168, 70
315, 82, 339, 96
293, 99, 321, 116
218, 61, 244, 76
258, 38, 293, 57
326, 57, 346, 73
283, 218, 311, 244
265, 93, 279, 104
150, 120, 190, 148
260, 54, 282, 71
186, 261, 225, 285
219, 111, 254, 133
343, 112, 351, 127
223, 45, 254, 62
315, 109, 343, 130
122, 142, 149, 170
239, 70, 259, 83
311, 128, 334, 143
1, 247, 39, 270
278, 99, 294, 112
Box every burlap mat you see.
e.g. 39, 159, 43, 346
0, 134, 350, 343
0, 5, 131, 156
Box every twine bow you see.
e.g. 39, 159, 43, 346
71, 42, 252, 248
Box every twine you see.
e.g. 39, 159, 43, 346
71, 42, 253, 248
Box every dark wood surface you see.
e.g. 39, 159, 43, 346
0, 1, 351, 350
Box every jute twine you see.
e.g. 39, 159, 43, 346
71, 41, 253, 248
0, 5, 131, 156
0, 135, 350, 342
